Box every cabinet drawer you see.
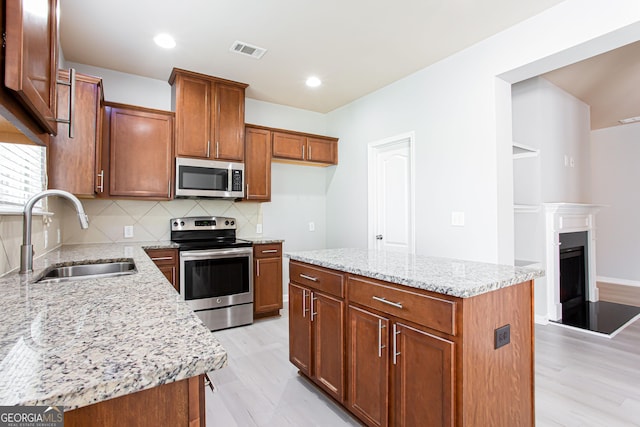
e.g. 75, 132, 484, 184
290, 261, 344, 298
145, 248, 178, 265
254, 243, 282, 258
347, 276, 456, 336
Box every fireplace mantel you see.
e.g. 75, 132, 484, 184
543, 203, 604, 321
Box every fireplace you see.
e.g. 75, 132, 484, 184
543, 204, 602, 322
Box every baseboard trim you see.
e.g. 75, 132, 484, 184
597, 276, 640, 288
535, 314, 549, 325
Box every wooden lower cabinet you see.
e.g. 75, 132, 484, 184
289, 283, 345, 403
65, 375, 205, 427
253, 243, 283, 317
289, 260, 535, 427
145, 248, 179, 291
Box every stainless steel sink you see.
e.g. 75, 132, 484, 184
36, 259, 137, 283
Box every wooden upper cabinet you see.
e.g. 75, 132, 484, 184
4, 0, 59, 135
169, 68, 247, 162
272, 131, 305, 161
48, 70, 103, 197
214, 84, 245, 161
307, 137, 337, 164
245, 126, 271, 201
272, 130, 338, 166
106, 103, 174, 199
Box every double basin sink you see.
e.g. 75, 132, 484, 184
36, 259, 137, 283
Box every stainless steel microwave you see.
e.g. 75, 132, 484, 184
175, 157, 244, 199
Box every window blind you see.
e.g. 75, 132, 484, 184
0, 142, 46, 210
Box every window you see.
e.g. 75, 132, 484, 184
0, 142, 46, 211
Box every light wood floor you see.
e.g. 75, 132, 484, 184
598, 282, 640, 307
206, 308, 640, 427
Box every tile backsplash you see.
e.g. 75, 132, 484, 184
59, 199, 263, 244
0, 198, 262, 276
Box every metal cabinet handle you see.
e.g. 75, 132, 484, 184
302, 289, 309, 317
299, 273, 318, 282
302, 144, 305, 159
246, 184, 249, 197
261, 249, 278, 254
168, 181, 171, 198
393, 324, 401, 365
55, 68, 76, 138
97, 170, 104, 192
308, 145, 312, 160
310, 294, 317, 321
216, 141, 220, 158
378, 319, 386, 358
207, 140, 211, 158
372, 296, 403, 309
256, 259, 260, 277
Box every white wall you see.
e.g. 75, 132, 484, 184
591, 122, 640, 284
325, 0, 640, 265
511, 77, 592, 317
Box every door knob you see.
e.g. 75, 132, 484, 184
376, 235, 383, 240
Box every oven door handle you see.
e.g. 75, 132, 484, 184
180, 248, 252, 261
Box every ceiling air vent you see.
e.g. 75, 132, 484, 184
229, 41, 267, 59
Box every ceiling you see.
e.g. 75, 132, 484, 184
542, 40, 640, 130
59, 0, 564, 114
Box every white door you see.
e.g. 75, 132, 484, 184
368, 133, 415, 253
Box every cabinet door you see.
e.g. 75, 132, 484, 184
4, 0, 58, 135
314, 293, 345, 402
307, 137, 337, 165
245, 127, 271, 201
348, 306, 389, 427
48, 71, 102, 197
109, 107, 174, 199
213, 84, 245, 161
254, 257, 282, 314
272, 132, 305, 160
392, 323, 454, 427
175, 75, 211, 158
289, 283, 312, 377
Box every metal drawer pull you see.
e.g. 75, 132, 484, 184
299, 273, 318, 282
261, 249, 278, 253
372, 296, 403, 309
97, 170, 104, 192
393, 324, 401, 365
378, 319, 386, 358
151, 256, 173, 261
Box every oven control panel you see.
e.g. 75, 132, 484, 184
171, 216, 237, 231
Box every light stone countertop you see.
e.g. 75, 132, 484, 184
286, 248, 545, 298
239, 236, 284, 245
0, 243, 226, 410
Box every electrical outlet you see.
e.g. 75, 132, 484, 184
495, 324, 511, 349
57, 228, 61, 244
451, 211, 465, 227
124, 225, 134, 239
256, 224, 263, 234
309, 222, 315, 232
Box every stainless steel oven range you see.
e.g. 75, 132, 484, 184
171, 216, 253, 331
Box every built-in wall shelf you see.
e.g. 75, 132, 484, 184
514, 204, 540, 213
512, 142, 539, 159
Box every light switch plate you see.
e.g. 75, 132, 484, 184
124, 225, 134, 238
309, 222, 315, 232
256, 224, 263, 234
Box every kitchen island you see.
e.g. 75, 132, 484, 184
286, 248, 544, 427
0, 243, 226, 426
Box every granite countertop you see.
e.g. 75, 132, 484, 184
239, 236, 284, 245
286, 248, 545, 298
0, 243, 226, 410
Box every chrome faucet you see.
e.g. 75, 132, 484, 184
20, 189, 89, 274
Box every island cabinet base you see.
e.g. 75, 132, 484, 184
288, 260, 535, 427
64, 375, 205, 427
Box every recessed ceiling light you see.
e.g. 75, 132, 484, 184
619, 115, 640, 124
154, 33, 176, 49
306, 76, 322, 88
